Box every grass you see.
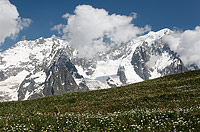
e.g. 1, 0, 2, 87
0, 70, 200, 131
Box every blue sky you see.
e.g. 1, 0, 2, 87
1, 0, 200, 51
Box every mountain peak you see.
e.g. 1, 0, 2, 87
0, 28, 197, 102
147, 28, 171, 37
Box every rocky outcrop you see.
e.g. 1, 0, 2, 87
117, 66, 127, 84
0, 71, 4, 81
18, 74, 41, 101
131, 39, 190, 80
106, 77, 118, 87
18, 50, 89, 100
44, 52, 89, 96
131, 42, 151, 80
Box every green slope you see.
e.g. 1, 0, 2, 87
1, 70, 200, 131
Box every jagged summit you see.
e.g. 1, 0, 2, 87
0, 29, 198, 102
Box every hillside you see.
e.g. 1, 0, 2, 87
0, 70, 200, 131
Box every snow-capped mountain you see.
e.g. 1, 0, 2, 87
0, 29, 198, 102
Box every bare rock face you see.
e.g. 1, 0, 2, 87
117, 66, 127, 84
131, 39, 189, 80
131, 42, 151, 80
43, 54, 88, 96
106, 77, 118, 87
0, 71, 4, 81
43, 59, 79, 96
18, 50, 89, 100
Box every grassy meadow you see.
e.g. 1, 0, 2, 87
1, 70, 200, 131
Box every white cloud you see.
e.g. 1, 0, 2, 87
163, 31, 181, 51
53, 5, 150, 58
0, 0, 31, 44
52, 24, 65, 34
164, 26, 200, 67
130, 12, 137, 19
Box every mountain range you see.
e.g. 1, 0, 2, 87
0, 28, 198, 102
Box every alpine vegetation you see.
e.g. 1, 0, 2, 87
0, 70, 200, 131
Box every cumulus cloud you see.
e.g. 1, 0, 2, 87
53, 5, 150, 58
164, 26, 200, 67
0, 0, 31, 44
